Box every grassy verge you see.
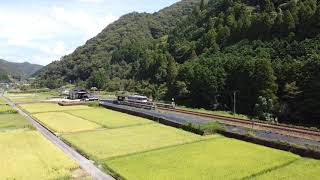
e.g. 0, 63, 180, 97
178, 106, 250, 120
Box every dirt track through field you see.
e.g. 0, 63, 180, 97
3, 96, 114, 180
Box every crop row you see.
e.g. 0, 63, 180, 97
20, 103, 320, 180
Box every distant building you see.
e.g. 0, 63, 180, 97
61, 89, 70, 96
69, 87, 89, 100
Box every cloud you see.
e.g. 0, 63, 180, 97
76, 0, 105, 3
0, 5, 118, 65
0, 0, 177, 65
51, 7, 118, 39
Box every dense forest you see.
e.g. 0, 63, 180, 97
37, 0, 320, 125
0, 59, 43, 82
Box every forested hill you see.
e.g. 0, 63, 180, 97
37, 0, 200, 83
38, 0, 320, 125
0, 59, 43, 82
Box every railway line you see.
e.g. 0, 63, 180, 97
158, 107, 320, 139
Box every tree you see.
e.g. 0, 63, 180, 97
284, 10, 295, 30
200, 0, 205, 11
217, 26, 231, 44
86, 69, 107, 90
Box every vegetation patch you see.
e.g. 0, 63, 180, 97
0, 114, 32, 130
0, 131, 78, 180
105, 138, 304, 180
68, 108, 153, 128
62, 123, 208, 160
0, 104, 17, 114
0, 98, 6, 105
178, 106, 250, 120
33, 112, 101, 133
5, 92, 58, 103
254, 158, 320, 180
190, 121, 225, 134
19, 103, 92, 114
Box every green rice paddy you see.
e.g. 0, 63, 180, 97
33, 112, 101, 133
18, 102, 320, 179
105, 138, 301, 180
19, 103, 92, 113
68, 108, 153, 128
62, 124, 208, 160
0, 114, 32, 130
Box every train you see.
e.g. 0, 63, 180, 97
117, 95, 149, 103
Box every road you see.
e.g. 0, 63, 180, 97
3, 96, 115, 180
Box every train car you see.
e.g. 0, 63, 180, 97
126, 95, 148, 103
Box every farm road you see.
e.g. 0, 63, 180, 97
3, 96, 114, 180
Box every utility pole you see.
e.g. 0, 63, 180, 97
233, 91, 238, 114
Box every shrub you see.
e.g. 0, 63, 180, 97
87, 101, 100, 107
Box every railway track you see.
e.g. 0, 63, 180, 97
158, 107, 320, 138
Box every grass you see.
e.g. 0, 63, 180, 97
105, 138, 302, 180
9, 96, 50, 103
178, 106, 250, 120
190, 121, 225, 134
5, 92, 59, 103
19, 103, 92, 113
0, 130, 79, 180
0, 114, 32, 130
0, 98, 6, 104
33, 112, 101, 133
254, 158, 320, 179
68, 108, 153, 128
0, 104, 17, 114
62, 123, 209, 160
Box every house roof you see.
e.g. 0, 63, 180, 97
71, 87, 88, 93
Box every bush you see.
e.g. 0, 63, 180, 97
87, 101, 100, 107
0, 105, 17, 114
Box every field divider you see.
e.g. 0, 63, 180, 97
21, 108, 94, 115
3, 96, 115, 180
61, 128, 110, 136
240, 158, 302, 180
101, 136, 223, 162
63, 111, 153, 129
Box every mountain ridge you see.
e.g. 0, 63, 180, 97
36, 0, 201, 82
0, 59, 43, 81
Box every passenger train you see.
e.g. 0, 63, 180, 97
117, 95, 149, 103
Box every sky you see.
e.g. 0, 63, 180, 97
0, 0, 179, 66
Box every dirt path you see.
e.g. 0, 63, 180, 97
3, 96, 115, 180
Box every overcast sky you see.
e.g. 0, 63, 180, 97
0, 0, 179, 65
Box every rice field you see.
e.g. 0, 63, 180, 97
0, 97, 6, 104
33, 112, 101, 133
105, 138, 302, 180
15, 102, 320, 179
62, 124, 208, 160
68, 108, 153, 128
0, 104, 17, 114
0, 114, 32, 130
254, 158, 320, 179
0, 131, 79, 180
5, 92, 57, 103
0, 102, 89, 179
20, 103, 92, 113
